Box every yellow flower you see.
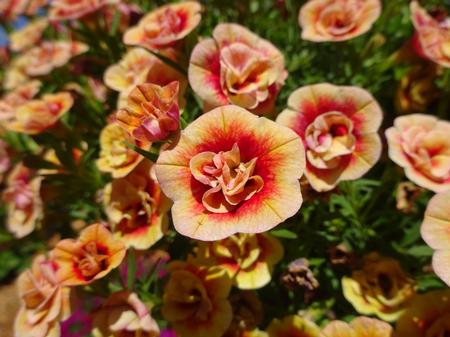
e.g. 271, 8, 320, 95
267, 315, 320, 337
9, 18, 48, 52
321, 316, 393, 337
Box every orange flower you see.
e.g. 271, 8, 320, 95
188, 23, 286, 115
14, 254, 71, 337
52, 223, 126, 286
267, 315, 320, 337
155, 105, 305, 240
321, 316, 393, 337
0, 80, 41, 122
299, 0, 382, 42
411, 1, 450, 68
103, 160, 171, 250
92, 291, 159, 337
49, 0, 119, 21
9, 18, 48, 52
276, 83, 383, 192
0, 0, 45, 21
123, 1, 201, 50
421, 191, 450, 286
116, 81, 180, 143
195, 233, 283, 289
386, 114, 450, 193
162, 260, 233, 337
3, 57, 29, 90
2, 163, 43, 238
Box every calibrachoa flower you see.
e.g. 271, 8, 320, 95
298, 0, 382, 42
92, 291, 159, 337
421, 191, 450, 286
14, 254, 71, 337
9, 18, 48, 52
410, 1, 450, 68
49, 0, 119, 21
225, 290, 263, 336
116, 81, 180, 143
123, 1, 202, 50
0, 0, 46, 21
395, 290, 450, 337
342, 252, 416, 322
0, 140, 11, 183
266, 315, 320, 337
52, 223, 126, 286
195, 233, 284, 289
2, 163, 43, 238
155, 105, 305, 240
162, 260, 232, 337
386, 114, 450, 193
96, 122, 150, 179
188, 23, 286, 115
276, 83, 383, 192
321, 317, 393, 337
103, 160, 171, 250
0, 80, 41, 122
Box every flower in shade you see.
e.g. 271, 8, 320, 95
49, 0, 119, 21
103, 160, 171, 250
52, 223, 126, 286
395, 290, 450, 337
123, 2, 201, 50
321, 316, 393, 337
155, 105, 305, 240
385, 114, 450, 193
188, 23, 286, 115
224, 290, 263, 337
92, 291, 159, 337
116, 81, 180, 143
276, 83, 383, 192
420, 191, 450, 286
267, 315, 320, 337
410, 1, 450, 68
14, 254, 71, 337
96, 122, 150, 178
9, 18, 48, 52
298, 0, 382, 42
0, 140, 11, 183
195, 233, 283, 289
2, 163, 43, 238
162, 259, 233, 337
342, 252, 416, 322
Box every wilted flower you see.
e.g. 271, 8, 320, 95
52, 223, 126, 286
410, 1, 450, 68
321, 316, 393, 337
342, 252, 416, 321
386, 114, 450, 193
92, 291, 159, 337
162, 260, 233, 337
14, 254, 71, 337
421, 191, 450, 286
9, 18, 48, 52
2, 163, 43, 238
267, 315, 320, 337
327, 243, 356, 267
123, 2, 201, 50
196, 233, 283, 289
155, 105, 305, 240
280, 258, 319, 302
103, 160, 171, 250
116, 81, 180, 143
299, 0, 382, 42
49, 0, 119, 21
396, 182, 423, 213
276, 83, 383, 192
188, 23, 286, 115
395, 290, 450, 337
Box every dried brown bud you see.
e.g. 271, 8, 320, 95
328, 243, 356, 267
396, 182, 424, 213
281, 258, 319, 303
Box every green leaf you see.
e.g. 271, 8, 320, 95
270, 229, 298, 239
127, 249, 136, 290
407, 245, 433, 257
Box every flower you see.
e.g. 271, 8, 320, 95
96, 122, 150, 179
0, 80, 42, 122
155, 105, 305, 240
276, 83, 383, 192
225, 291, 263, 336
116, 81, 180, 143
14, 254, 71, 337
420, 191, 450, 286
410, 1, 450, 68
188, 23, 286, 115
0, 0, 46, 21
385, 114, 450, 193
61, 309, 93, 337
52, 223, 126, 286
103, 160, 171, 250
49, 0, 119, 21
395, 290, 450, 337
9, 18, 48, 52
2, 163, 43, 238
342, 252, 416, 321
0, 140, 11, 183
266, 315, 320, 337
162, 260, 233, 337
195, 233, 284, 289
321, 316, 393, 337
298, 0, 382, 42
123, 2, 201, 50
92, 291, 159, 337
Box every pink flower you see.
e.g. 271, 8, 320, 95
49, 0, 119, 21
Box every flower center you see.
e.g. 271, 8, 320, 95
318, 3, 358, 36
76, 241, 109, 279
